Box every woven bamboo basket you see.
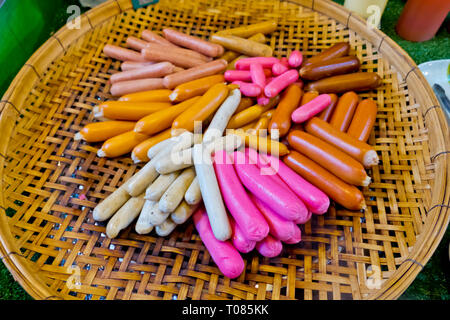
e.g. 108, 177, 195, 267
0, 0, 448, 300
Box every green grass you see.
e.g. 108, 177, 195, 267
0, 0, 448, 300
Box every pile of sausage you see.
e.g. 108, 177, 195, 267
74, 21, 383, 279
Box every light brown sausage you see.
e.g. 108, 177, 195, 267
329, 91, 359, 132
346, 98, 378, 142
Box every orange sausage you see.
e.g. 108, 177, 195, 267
94, 101, 171, 121
253, 115, 270, 136
121, 61, 155, 71
74, 121, 136, 143
141, 30, 177, 47
141, 44, 206, 69
305, 117, 379, 168
317, 93, 338, 122
118, 89, 172, 103
134, 96, 201, 135
300, 91, 319, 106
110, 62, 175, 84
346, 99, 378, 142
131, 129, 172, 163
268, 84, 303, 137
126, 36, 151, 51
162, 28, 224, 57
98, 131, 149, 158
227, 96, 280, 129
172, 83, 229, 132
299, 56, 360, 81
234, 97, 254, 114
304, 72, 382, 94
103, 44, 146, 62
302, 42, 350, 68
169, 75, 225, 102
287, 130, 371, 186
163, 59, 228, 89
329, 91, 359, 132
283, 151, 365, 210
110, 78, 165, 97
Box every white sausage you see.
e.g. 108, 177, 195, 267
106, 193, 146, 238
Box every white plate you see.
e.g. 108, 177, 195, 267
418, 59, 450, 97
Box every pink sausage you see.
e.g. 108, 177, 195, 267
193, 207, 245, 279
264, 69, 299, 98
288, 50, 303, 68
259, 153, 330, 214
225, 70, 252, 82
235, 57, 280, 70
233, 151, 306, 221
291, 94, 332, 123
121, 61, 155, 71
250, 63, 266, 89
213, 150, 269, 241
110, 62, 175, 84
233, 81, 262, 97
230, 219, 256, 253
280, 57, 290, 68
283, 224, 302, 244
103, 44, 147, 62
257, 94, 270, 106
110, 78, 164, 96
256, 235, 283, 258
272, 62, 289, 76
293, 210, 312, 224
250, 193, 296, 242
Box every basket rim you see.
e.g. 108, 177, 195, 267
0, 0, 448, 300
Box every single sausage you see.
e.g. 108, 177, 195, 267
141, 45, 206, 69
230, 218, 256, 254
170, 200, 199, 224
288, 50, 303, 68
233, 81, 262, 97
103, 44, 146, 62
268, 84, 302, 137
227, 104, 271, 129
250, 63, 266, 88
305, 117, 379, 168
126, 36, 151, 51
255, 234, 283, 258
302, 42, 350, 68
346, 98, 378, 142
163, 59, 228, 89
121, 61, 155, 71
210, 34, 273, 57
172, 83, 229, 132
299, 55, 360, 81
283, 150, 366, 210
135, 200, 155, 235
92, 182, 131, 222
287, 130, 371, 186
74, 121, 136, 142
291, 94, 332, 123
131, 128, 172, 163
142, 199, 170, 226
193, 207, 244, 278
215, 20, 278, 38
184, 177, 202, 205
300, 91, 319, 106
220, 33, 267, 62
94, 101, 171, 121
264, 69, 299, 98
163, 28, 224, 57
329, 91, 359, 132
159, 167, 196, 213
169, 74, 225, 102
110, 62, 175, 84
110, 78, 165, 97
155, 218, 177, 236
317, 93, 338, 122
144, 41, 212, 62
145, 171, 181, 201
141, 30, 177, 47
134, 96, 200, 135
98, 131, 149, 158
304, 72, 382, 94
230, 130, 289, 156
106, 194, 146, 238
283, 224, 302, 244
118, 89, 172, 103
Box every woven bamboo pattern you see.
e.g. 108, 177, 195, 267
0, 0, 448, 300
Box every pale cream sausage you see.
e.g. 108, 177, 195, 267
92, 181, 131, 222
141, 199, 171, 226
159, 167, 196, 213
155, 218, 177, 237
184, 177, 202, 205
145, 171, 181, 201
135, 199, 155, 235
170, 201, 200, 224
125, 159, 159, 197
106, 193, 146, 238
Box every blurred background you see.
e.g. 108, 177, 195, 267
0, 0, 448, 300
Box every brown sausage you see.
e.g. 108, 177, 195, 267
305, 117, 379, 168
347, 99, 378, 142
302, 42, 350, 68
304, 72, 382, 94
329, 91, 359, 132
318, 93, 338, 122
299, 56, 360, 81
287, 130, 371, 186
283, 151, 366, 210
